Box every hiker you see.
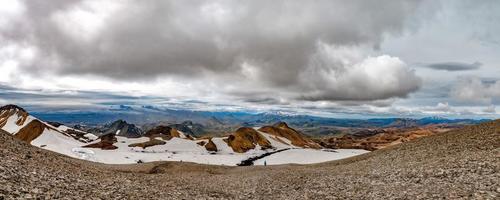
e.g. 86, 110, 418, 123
264, 160, 267, 166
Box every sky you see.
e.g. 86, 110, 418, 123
0, 0, 499, 118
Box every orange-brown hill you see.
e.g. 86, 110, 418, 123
320, 126, 453, 151
258, 122, 321, 148
144, 126, 191, 140
14, 120, 47, 143
1, 118, 498, 199
226, 127, 272, 153
0, 105, 57, 143
0, 104, 29, 129
1, 104, 98, 145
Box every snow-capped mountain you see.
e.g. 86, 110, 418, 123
0, 105, 98, 143
87, 119, 144, 138
0, 104, 367, 166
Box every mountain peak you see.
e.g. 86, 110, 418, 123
0, 104, 28, 114
101, 119, 143, 138
273, 121, 290, 129
421, 116, 448, 120
111, 119, 128, 125
259, 123, 321, 149
0, 104, 30, 129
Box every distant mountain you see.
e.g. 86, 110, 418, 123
2, 113, 498, 199
87, 120, 144, 138
384, 117, 489, 128
141, 120, 207, 137
29, 104, 490, 137
2, 105, 349, 166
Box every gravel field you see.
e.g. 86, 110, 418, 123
1, 120, 499, 199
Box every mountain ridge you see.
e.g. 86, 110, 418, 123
1, 104, 349, 166
0, 116, 497, 199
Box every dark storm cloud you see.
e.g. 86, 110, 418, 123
244, 97, 280, 104
426, 62, 482, 71
2, 0, 427, 102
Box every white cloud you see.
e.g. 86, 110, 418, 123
0, 0, 498, 119
0, 0, 25, 28
483, 105, 496, 114
299, 44, 421, 101
0, 0, 426, 104
50, 0, 123, 42
435, 102, 452, 112
451, 77, 500, 104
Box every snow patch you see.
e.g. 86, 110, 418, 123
2, 115, 34, 134
72, 148, 96, 161
253, 148, 369, 165
8, 121, 369, 166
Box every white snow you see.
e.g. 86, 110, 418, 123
1, 114, 34, 134
31, 128, 89, 158
34, 132, 368, 165
75, 136, 259, 165
253, 148, 369, 165
258, 131, 294, 149
2, 116, 369, 166
84, 133, 99, 140
72, 148, 96, 161
177, 130, 187, 139
211, 137, 235, 153
56, 125, 70, 132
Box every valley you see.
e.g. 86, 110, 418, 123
1, 116, 498, 199
0, 105, 368, 166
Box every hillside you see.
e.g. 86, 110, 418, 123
32, 106, 488, 136
0, 105, 365, 166
1, 119, 498, 199
318, 125, 453, 151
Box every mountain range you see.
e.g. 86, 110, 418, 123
0, 104, 365, 166
1, 108, 497, 199
31, 104, 489, 137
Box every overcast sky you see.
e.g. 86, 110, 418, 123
0, 0, 499, 118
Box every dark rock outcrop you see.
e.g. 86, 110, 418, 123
144, 125, 184, 140
204, 139, 217, 152
83, 133, 118, 150
89, 120, 144, 138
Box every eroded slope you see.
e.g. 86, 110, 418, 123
1, 120, 498, 199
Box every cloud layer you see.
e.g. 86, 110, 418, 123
426, 62, 482, 71
0, 0, 425, 103
298, 45, 421, 101
451, 77, 500, 104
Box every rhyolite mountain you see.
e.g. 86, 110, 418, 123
0, 105, 97, 144
0, 104, 364, 166
2, 118, 497, 199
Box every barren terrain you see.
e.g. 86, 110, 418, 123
1, 121, 499, 199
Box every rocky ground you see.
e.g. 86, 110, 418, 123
0, 120, 499, 199
317, 125, 454, 151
